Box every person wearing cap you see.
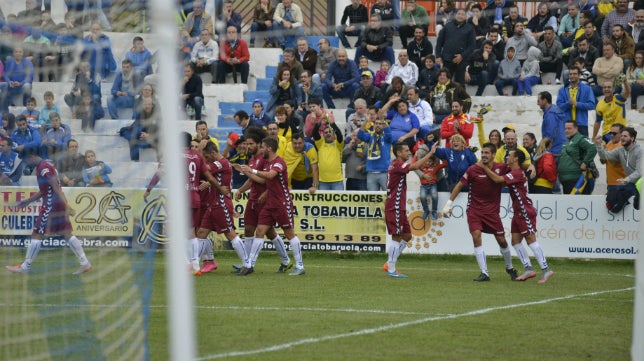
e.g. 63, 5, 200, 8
383, 50, 419, 90
347, 71, 383, 118
322, 49, 360, 109
250, 99, 271, 128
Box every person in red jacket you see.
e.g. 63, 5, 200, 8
217, 25, 250, 84
440, 99, 476, 148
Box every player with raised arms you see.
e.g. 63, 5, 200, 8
476, 149, 555, 283
383, 141, 437, 278
233, 127, 292, 275
239, 136, 305, 276
442, 142, 518, 282
7, 152, 92, 275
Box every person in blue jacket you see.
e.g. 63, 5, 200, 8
538, 91, 567, 156
556, 66, 596, 137
357, 117, 393, 191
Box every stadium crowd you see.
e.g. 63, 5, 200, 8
0, 0, 642, 213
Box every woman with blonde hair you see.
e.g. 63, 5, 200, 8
530, 137, 557, 194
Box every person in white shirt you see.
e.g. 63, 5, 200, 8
406, 86, 434, 141
190, 29, 219, 83
383, 50, 418, 89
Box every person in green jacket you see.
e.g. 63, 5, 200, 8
557, 120, 598, 194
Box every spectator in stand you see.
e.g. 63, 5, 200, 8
0, 135, 23, 186
596, 0, 617, 27
523, 132, 537, 160
565, 37, 600, 84
516, 46, 541, 96
76, 90, 103, 131
283, 100, 304, 132
598, 123, 627, 192
267, 68, 302, 117
126, 97, 160, 161
538, 26, 563, 84
434, 133, 478, 190
380, 95, 420, 149
82, 150, 112, 187
313, 120, 344, 190
501, 6, 527, 41
370, 0, 395, 29
527, 2, 558, 42
284, 133, 319, 192
355, 14, 395, 66
399, 0, 429, 48
191, 29, 219, 84
384, 50, 418, 90
304, 97, 335, 138
108, 59, 142, 119
1, 113, 16, 137
374, 60, 390, 88
192, 119, 220, 152
530, 137, 558, 194
336, 0, 368, 49
538, 91, 567, 156
440, 99, 475, 148
347, 71, 381, 117
577, 20, 604, 52
125, 36, 153, 77
216, 0, 242, 37
465, 40, 496, 96
81, 22, 116, 81
628, 10, 644, 51
609, 24, 635, 69
38, 91, 61, 129
277, 47, 304, 83
322, 49, 360, 109
234, 110, 251, 134
342, 129, 367, 191
298, 70, 323, 118
217, 25, 250, 84
427, 68, 471, 125
487, 28, 506, 72
357, 117, 393, 191
601, 0, 636, 40
558, 3, 581, 48
250, 0, 275, 48
594, 80, 630, 140
41, 112, 72, 160
485, 0, 514, 26
573, 57, 597, 89
11, 115, 41, 159
407, 26, 433, 70
592, 43, 625, 96
182, 0, 214, 47
21, 98, 40, 129
133, 83, 157, 120
495, 45, 520, 95
557, 66, 596, 137
182, 63, 204, 120
594, 126, 642, 199
17, 0, 41, 27
417, 55, 439, 98
272, 0, 305, 49
295, 37, 317, 76
435, 8, 476, 84
406, 86, 433, 139
225, 135, 249, 189
557, 120, 597, 194
23, 27, 56, 82
273, 106, 299, 144
382, 76, 411, 104
505, 22, 538, 65
627, 50, 644, 110
1, 47, 33, 110
57, 139, 85, 187
64, 61, 102, 118
249, 99, 271, 128
314, 38, 338, 85
345, 98, 368, 141
469, 4, 490, 47
356, 55, 375, 79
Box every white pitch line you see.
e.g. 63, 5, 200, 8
178, 305, 434, 316
197, 287, 635, 361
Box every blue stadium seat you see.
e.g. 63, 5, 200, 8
265, 65, 278, 79
217, 114, 239, 128
255, 78, 273, 90
219, 102, 253, 115
209, 127, 243, 141
307, 36, 340, 53
244, 90, 270, 103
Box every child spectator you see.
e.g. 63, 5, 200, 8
417, 55, 439, 98
21, 97, 40, 128
517, 46, 541, 96
41, 112, 71, 160
374, 60, 390, 88
357, 56, 375, 80
494, 46, 521, 95
82, 149, 112, 187
38, 91, 61, 129
415, 149, 446, 220
572, 57, 596, 88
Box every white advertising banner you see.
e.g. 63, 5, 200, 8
403, 193, 640, 260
